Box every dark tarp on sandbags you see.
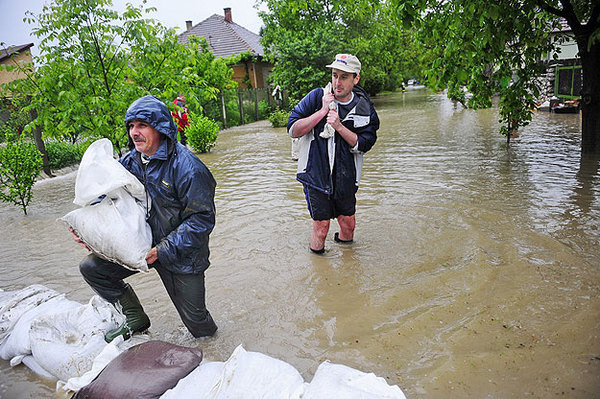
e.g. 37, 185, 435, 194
74, 340, 203, 399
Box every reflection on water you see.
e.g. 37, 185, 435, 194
0, 88, 598, 398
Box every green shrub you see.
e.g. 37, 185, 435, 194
258, 100, 271, 120
225, 99, 241, 126
0, 122, 11, 143
186, 113, 220, 153
45, 140, 91, 170
268, 109, 290, 128
0, 135, 43, 215
242, 100, 256, 124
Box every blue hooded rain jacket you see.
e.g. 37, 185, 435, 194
120, 95, 216, 275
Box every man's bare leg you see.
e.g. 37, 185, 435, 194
336, 214, 356, 242
310, 219, 330, 252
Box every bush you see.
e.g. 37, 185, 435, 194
268, 109, 290, 128
0, 122, 11, 143
45, 141, 91, 170
0, 135, 43, 215
225, 98, 241, 126
186, 113, 220, 153
258, 100, 271, 120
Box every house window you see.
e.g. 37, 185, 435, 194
555, 65, 582, 98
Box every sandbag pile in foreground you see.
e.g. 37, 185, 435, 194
0, 285, 407, 398
0, 284, 124, 382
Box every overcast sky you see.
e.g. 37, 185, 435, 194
0, 0, 267, 57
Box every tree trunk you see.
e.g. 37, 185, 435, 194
575, 151, 600, 212
28, 108, 54, 177
575, 22, 600, 153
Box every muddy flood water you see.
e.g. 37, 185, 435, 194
0, 87, 599, 398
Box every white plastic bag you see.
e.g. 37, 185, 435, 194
0, 285, 60, 343
60, 138, 152, 272
19, 354, 56, 379
58, 335, 150, 393
62, 187, 152, 271
58, 337, 124, 392
27, 295, 122, 381
160, 361, 225, 399
302, 361, 406, 399
206, 344, 305, 398
73, 138, 145, 206
0, 295, 80, 361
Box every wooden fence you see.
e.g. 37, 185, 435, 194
204, 87, 288, 129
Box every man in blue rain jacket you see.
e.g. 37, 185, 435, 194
77, 95, 218, 342
288, 54, 379, 253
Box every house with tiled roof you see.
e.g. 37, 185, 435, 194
178, 8, 273, 89
1, 43, 34, 88
540, 18, 582, 102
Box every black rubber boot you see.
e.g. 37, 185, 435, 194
104, 284, 151, 343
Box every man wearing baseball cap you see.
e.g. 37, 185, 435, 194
287, 54, 380, 253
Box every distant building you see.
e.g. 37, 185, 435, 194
541, 19, 581, 100
178, 8, 273, 89
0, 43, 34, 88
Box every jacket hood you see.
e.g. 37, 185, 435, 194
352, 85, 371, 101
125, 95, 177, 142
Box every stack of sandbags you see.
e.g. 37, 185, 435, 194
161, 345, 306, 398
161, 344, 406, 399
1, 285, 407, 398
0, 285, 123, 381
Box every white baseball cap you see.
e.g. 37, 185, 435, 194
326, 54, 361, 74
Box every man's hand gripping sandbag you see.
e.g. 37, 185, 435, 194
60, 139, 152, 272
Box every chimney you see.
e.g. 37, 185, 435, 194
186, 20, 192, 31
224, 7, 232, 23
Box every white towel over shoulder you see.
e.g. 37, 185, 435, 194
320, 82, 337, 139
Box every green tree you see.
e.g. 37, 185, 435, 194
259, 0, 426, 102
0, 134, 43, 215
23, 0, 153, 150
1, 0, 237, 156
260, 0, 342, 103
331, 1, 426, 94
393, 0, 599, 152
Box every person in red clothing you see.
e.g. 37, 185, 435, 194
172, 93, 189, 146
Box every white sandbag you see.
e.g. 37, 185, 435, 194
0, 295, 80, 361
58, 334, 150, 393
160, 361, 225, 399
0, 289, 12, 304
207, 344, 305, 399
73, 138, 145, 206
0, 285, 60, 343
28, 295, 123, 381
302, 361, 407, 399
58, 336, 124, 392
19, 354, 57, 379
61, 186, 152, 271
